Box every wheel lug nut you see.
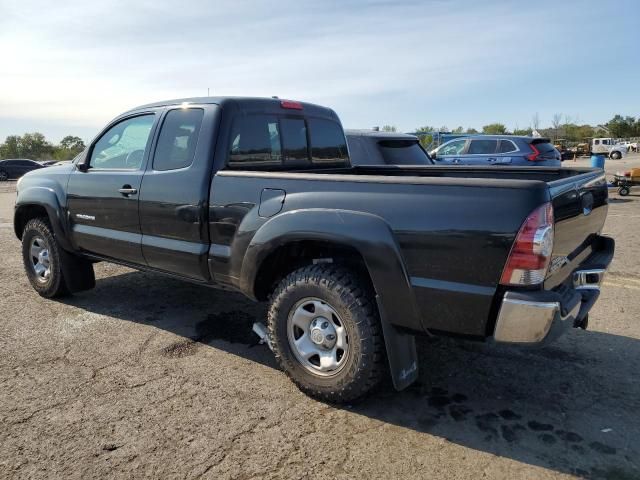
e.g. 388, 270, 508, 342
322, 321, 329, 329
326, 334, 335, 340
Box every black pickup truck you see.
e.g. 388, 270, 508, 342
14, 97, 614, 402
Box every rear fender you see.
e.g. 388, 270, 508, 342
241, 208, 421, 390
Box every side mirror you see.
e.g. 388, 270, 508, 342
77, 162, 89, 172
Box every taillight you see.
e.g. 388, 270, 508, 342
500, 202, 554, 286
527, 143, 541, 161
280, 100, 303, 110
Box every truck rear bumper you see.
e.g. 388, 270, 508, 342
493, 236, 613, 344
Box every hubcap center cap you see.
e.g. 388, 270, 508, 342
309, 317, 337, 348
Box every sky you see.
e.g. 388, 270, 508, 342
0, 0, 639, 143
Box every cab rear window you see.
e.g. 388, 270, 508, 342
227, 115, 348, 169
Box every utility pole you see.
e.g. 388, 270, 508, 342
207, 88, 210, 97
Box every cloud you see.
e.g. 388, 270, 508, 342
0, 0, 637, 139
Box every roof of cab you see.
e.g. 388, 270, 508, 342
126, 96, 339, 120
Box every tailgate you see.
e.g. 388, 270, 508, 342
544, 170, 609, 288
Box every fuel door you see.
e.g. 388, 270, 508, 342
258, 188, 286, 218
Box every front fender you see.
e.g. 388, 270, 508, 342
15, 185, 72, 251
241, 208, 424, 333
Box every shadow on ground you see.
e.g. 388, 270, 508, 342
61, 270, 640, 480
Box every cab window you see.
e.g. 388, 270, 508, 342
228, 114, 282, 167
153, 109, 204, 171
308, 118, 349, 167
90, 115, 155, 170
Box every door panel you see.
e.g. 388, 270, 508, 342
66, 113, 157, 264
139, 106, 214, 280
67, 170, 145, 263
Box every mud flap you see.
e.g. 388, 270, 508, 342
60, 249, 96, 293
376, 295, 418, 390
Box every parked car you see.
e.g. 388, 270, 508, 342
591, 138, 627, 159
430, 136, 561, 167
14, 97, 613, 402
40, 160, 58, 166
0, 159, 45, 181
345, 130, 433, 166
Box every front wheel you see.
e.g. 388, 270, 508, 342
22, 218, 70, 297
0, 170, 8, 181
618, 186, 630, 196
611, 151, 622, 160
268, 265, 385, 403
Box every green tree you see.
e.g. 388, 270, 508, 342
0, 135, 21, 158
482, 123, 508, 135
53, 135, 86, 160
452, 126, 464, 133
513, 127, 533, 136
606, 115, 637, 138
381, 125, 397, 132
414, 126, 435, 148
465, 127, 479, 134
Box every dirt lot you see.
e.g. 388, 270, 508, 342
1, 157, 640, 480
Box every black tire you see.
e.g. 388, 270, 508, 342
267, 264, 385, 403
618, 186, 630, 196
611, 151, 622, 160
0, 170, 8, 181
22, 218, 70, 298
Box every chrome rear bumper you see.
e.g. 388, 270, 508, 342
494, 292, 581, 343
493, 268, 606, 343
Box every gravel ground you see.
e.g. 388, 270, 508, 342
1, 157, 640, 479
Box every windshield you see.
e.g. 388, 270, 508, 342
377, 140, 432, 165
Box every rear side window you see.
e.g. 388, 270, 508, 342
308, 118, 348, 166
281, 118, 308, 165
468, 139, 497, 154
153, 109, 204, 171
378, 140, 431, 165
498, 140, 518, 153
228, 115, 282, 167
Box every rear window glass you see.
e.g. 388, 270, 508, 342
153, 108, 204, 171
228, 115, 282, 167
532, 141, 556, 153
468, 139, 497, 154
308, 118, 349, 166
281, 118, 308, 165
378, 140, 431, 165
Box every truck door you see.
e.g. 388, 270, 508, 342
66, 113, 157, 264
138, 106, 213, 281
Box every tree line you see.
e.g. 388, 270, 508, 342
384, 113, 640, 147
2, 112, 639, 161
0, 133, 86, 161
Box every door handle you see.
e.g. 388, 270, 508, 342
119, 186, 138, 196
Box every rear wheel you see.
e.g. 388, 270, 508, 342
611, 151, 622, 160
618, 186, 630, 196
267, 265, 385, 403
